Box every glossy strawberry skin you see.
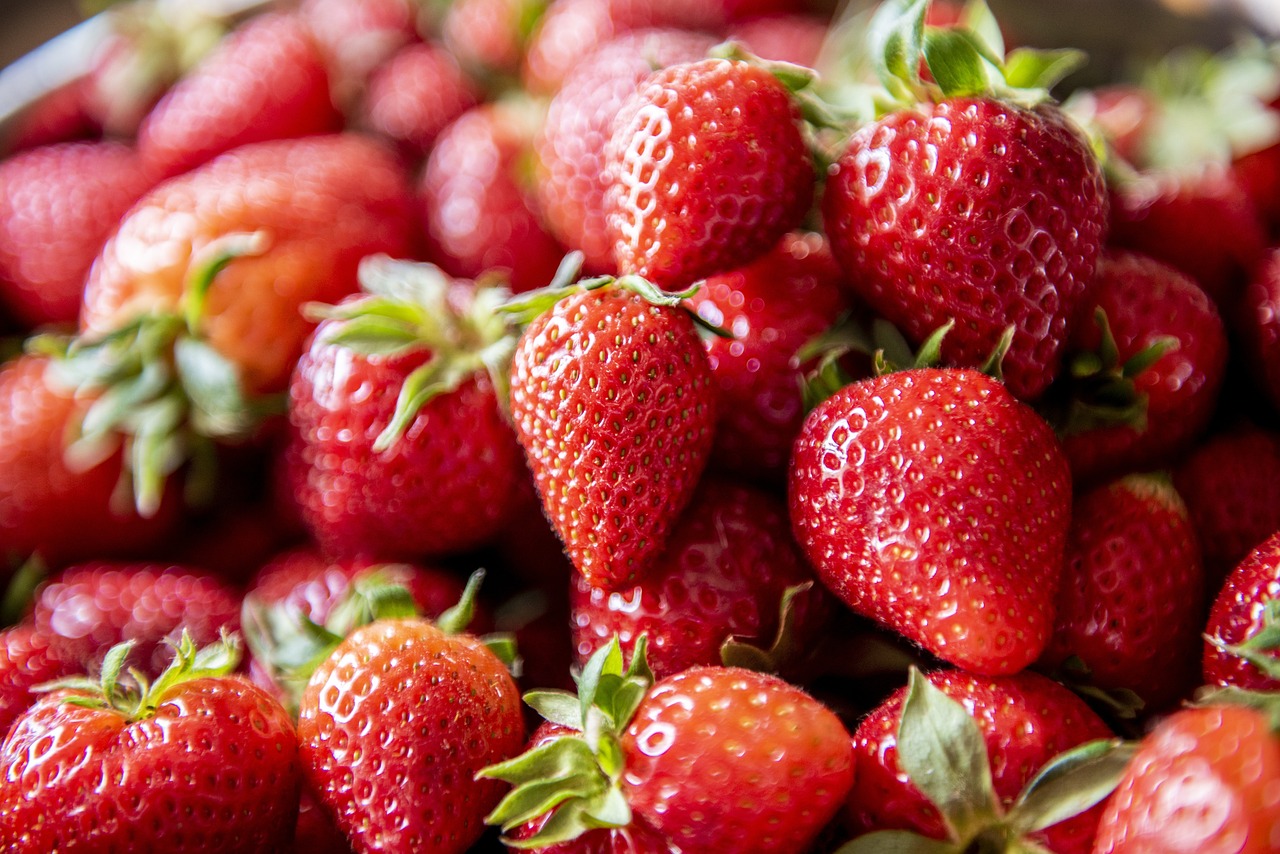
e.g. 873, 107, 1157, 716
361, 42, 481, 158
1094, 705, 1280, 853
33, 562, 241, 678
1064, 251, 1227, 485
0, 141, 156, 328
848, 669, 1114, 854
570, 479, 828, 679
788, 368, 1072, 675
82, 135, 416, 394
604, 58, 814, 289
824, 99, 1107, 401
620, 667, 854, 853
686, 231, 853, 479
0, 626, 75, 739
1203, 532, 1280, 692
0, 676, 301, 852
287, 317, 524, 561
138, 13, 343, 180
1039, 475, 1204, 711
535, 28, 716, 272
509, 288, 716, 589
297, 619, 524, 854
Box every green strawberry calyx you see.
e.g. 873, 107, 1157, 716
836, 668, 1136, 854
720, 581, 816, 674
1050, 655, 1146, 725
1205, 596, 1280, 685
869, 0, 1085, 114
479, 634, 654, 847
305, 255, 520, 452
36, 629, 241, 723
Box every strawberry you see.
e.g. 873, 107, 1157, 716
299, 0, 420, 102
360, 42, 481, 158
0, 141, 156, 328
728, 13, 829, 67
297, 615, 524, 853
570, 478, 829, 679
286, 257, 525, 561
789, 367, 1072, 675
507, 277, 717, 589
0, 625, 75, 738
686, 231, 854, 479
483, 638, 853, 852
1240, 248, 1280, 411
824, 2, 1106, 401
32, 561, 241, 678
442, 0, 545, 78
1203, 532, 1280, 692
843, 668, 1125, 854
535, 28, 717, 273
604, 55, 815, 290
1056, 250, 1227, 485
1, 80, 99, 155
1094, 703, 1280, 853
137, 12, 343, 180
0, 634, 301, 852
1038, 474, 1205, 712
420, 101, 567, 292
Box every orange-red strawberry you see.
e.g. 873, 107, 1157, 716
1203, 532, 1280, 692
508, 279, 716, 589
360, 42, 481, 158
604, 56, 814, 290
138, 12, 342, 179
788, 367, 1072, 674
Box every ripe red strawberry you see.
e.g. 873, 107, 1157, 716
1240, 248, 1280, 411
789, 367, 1072, 675
508, 281, 716, 589
442, 0, 543, 77
286, 258, 525, 561
0, 634, 301, 852
299, 0, 419, 99
685, 231, 854, 479
484, 640, 853, 852
420, 102, 567, 292
604, 56, 814, 289
1038, 474, 1205, 712
2, 81, 99, 154
728, 13, 829, 67
297, 618, 524, 853
845, 668, 1121, 854
535, 28, 717, 273
1203, 532, 1280, 692
1173, 424, 1280, 586
0, 141, 156, 328
1094, 703, 1280, 853
0, 626, 75, 738
570, 478, 829, 679
824, 5, 1106, 401
137, 12, 343, 180
360, 42, 481, 158
33, 561, 241, 678
1058, 251, 1227, 485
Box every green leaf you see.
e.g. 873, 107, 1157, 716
481, 737, 606, 824
922, 28, 990, 98
834, 830, 959, 854
1120, 336, 1178, 380
525, 690, 585, 731
99, 639, 136, 706
183, 231, 270, 333
480, 735, 599, 787
321, 314, 426, 356
912, 320, 956, 370
435, 568, 485, 636
977, 324, 1015, 380
1002, 48, 1086, 93
504, 799, 595, 849
585, 786, 631, 828
173, 337, 252, 438
1194, 685, 1280, 730
960, 0, 1004, 59
372, 355, 474, 453
576, 637, 624, 725
1, 553, 46, 627
482, 633, 521, 673
897, 668, 1001, 841
868, 0, 929, 93
720, 581, 814, 674
1007, 739, 1137, 834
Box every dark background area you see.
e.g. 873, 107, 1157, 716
1, 0, 80, 69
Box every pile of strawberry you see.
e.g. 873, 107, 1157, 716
5, 0, 1280, 850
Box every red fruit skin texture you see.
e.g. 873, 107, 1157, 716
1039, 475, 1205, 711
361, 42, 481, 157
2, 80, 99, 154
605, 58, 814, 289
509, 288, 716, 589
686, 231, 854, 479
620, 667, 854, 854
299, 0, 419, 96
824, 99, 1107, 401
138, 13, 343, 180
0, 626, 75, 739
1241, 249, 1280, 411
728, 13, 830, 67
442, 0, 533, 76
848, 670, 1115, 854
0, 677, 301, 853
297, 619, 525, 854
1173, 425, 1280, 586
570, 479, 829, 679
33, 562, 241, 678
288, 322, 524, 562
1064, 251, 1227, 485
1203, 532, 1280, 692
82, 134, 417, 395
789, 368, 1072, 675
0, 355, 182, 569
421, 103, 567, 293
1094, 705, 1280, 854
535, 28, 717, 273
0, 141, 156, 328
